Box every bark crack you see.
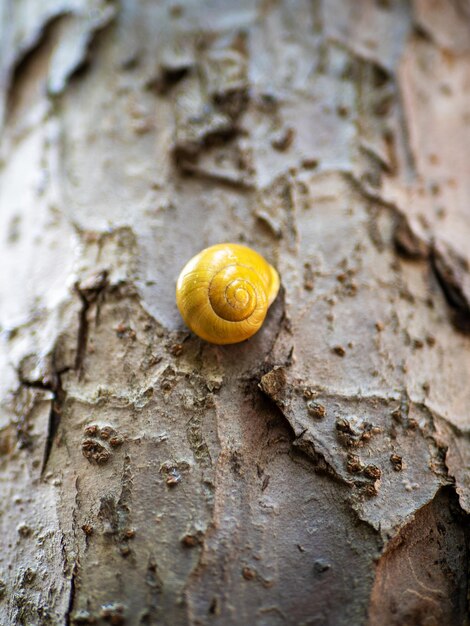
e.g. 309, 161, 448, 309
65, 562, 78, 626
4, 13, 68, 125
17, 365, 68, 476
74, 271, 108, 378
431, 241, 470, 334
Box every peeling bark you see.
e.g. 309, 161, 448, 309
1, 1, 469, 625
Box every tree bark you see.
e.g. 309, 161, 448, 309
1, 1, 469, 625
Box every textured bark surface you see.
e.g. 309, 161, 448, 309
0, 1, 469, 625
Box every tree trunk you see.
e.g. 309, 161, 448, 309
1, 1, 469, 625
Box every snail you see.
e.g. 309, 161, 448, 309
176, 243, 280, 345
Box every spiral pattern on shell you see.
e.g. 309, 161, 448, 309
176, 244, 280, 344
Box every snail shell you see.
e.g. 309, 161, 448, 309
176, 243, 280, 345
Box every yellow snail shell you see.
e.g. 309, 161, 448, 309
176, 243, 280, 345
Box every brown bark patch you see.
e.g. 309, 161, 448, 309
368, 487, 469, 626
